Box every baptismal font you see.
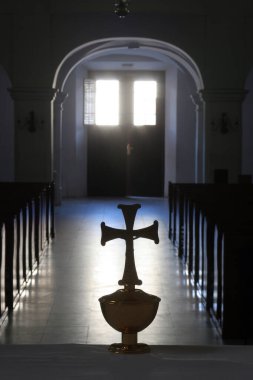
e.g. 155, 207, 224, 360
99, 204, 161, 354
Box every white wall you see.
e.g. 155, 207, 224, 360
1, 2, 252, 184
164, 66, 178, 194
62, 66, 87, 197
176, 70, 196, 183
242, 68, 253, 177
0, 66, 14, 181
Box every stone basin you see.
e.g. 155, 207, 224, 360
99, 288, 161, 334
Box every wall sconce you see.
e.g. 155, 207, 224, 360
114, 0, 130, 18
17, 111, 44, 133
211, 112, 239, 134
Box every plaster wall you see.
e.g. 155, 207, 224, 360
1, 1, 253, 184
164, 66, 178, 192
62, 66, 87, 197
0, 67, 14, 181
0, 3, 252, 89
242, 69, 253, 177
176, 71, 196, 182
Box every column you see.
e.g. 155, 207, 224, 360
53, 91, 68, 205
191, 92, 205, 183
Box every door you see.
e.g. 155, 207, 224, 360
86, 72, 164, 196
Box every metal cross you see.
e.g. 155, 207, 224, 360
101, 204, 159, 290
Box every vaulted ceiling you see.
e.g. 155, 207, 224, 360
83, 48, 175, 71
0, 0, 252, 16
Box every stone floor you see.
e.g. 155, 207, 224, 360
0, 197, 222, 345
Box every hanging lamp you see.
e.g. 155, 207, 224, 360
114, 0, 130, 18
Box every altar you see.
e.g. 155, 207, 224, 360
0, 344, 253, 379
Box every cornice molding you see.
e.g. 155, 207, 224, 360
190, 92, 204, 108
54, 90, 68, 106
9, 87, 57, 102
199, 89, 248, 103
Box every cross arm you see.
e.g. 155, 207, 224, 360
133, 220, 159, 244
101, 222, 127, 246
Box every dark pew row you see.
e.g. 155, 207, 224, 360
0, 183, 55, 321
168, 182, 253, 342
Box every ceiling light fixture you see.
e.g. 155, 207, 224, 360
114, 0, 130, 18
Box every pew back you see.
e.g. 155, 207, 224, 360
0, 182, 54, 321
168, 182, 253, 342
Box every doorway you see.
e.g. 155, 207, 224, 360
86, 71, 165, 196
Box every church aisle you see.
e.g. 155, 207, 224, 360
0, 198, 222, 345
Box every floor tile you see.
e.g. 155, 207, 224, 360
0, 198, 222, 346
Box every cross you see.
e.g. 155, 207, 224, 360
101, 204, 159, 290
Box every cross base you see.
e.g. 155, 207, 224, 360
108, 332, 150, 354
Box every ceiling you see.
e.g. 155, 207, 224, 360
83, 47, 176, 72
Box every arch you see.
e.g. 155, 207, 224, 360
53, 37, 204, 92
52, 38, 205, 203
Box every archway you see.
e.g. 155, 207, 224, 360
53, 38, 204, 203
53, 38, 203, 91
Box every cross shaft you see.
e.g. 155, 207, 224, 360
101, 204, 159, 289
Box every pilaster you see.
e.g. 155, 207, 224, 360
53, 90, 68, 205
190, 92, 205, 183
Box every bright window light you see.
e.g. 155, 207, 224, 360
133, 81, 157, 126
95, 80, 119, 126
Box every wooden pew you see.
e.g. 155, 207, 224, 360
168, 182, 253, 342
0, 223, 6, 320
0, 182, 55, 320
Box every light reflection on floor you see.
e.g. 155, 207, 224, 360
0, 197, 222, 345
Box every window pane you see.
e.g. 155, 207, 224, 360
84, 79, 95, 125
133, 81, 157, 126
95, 80, 119, 126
